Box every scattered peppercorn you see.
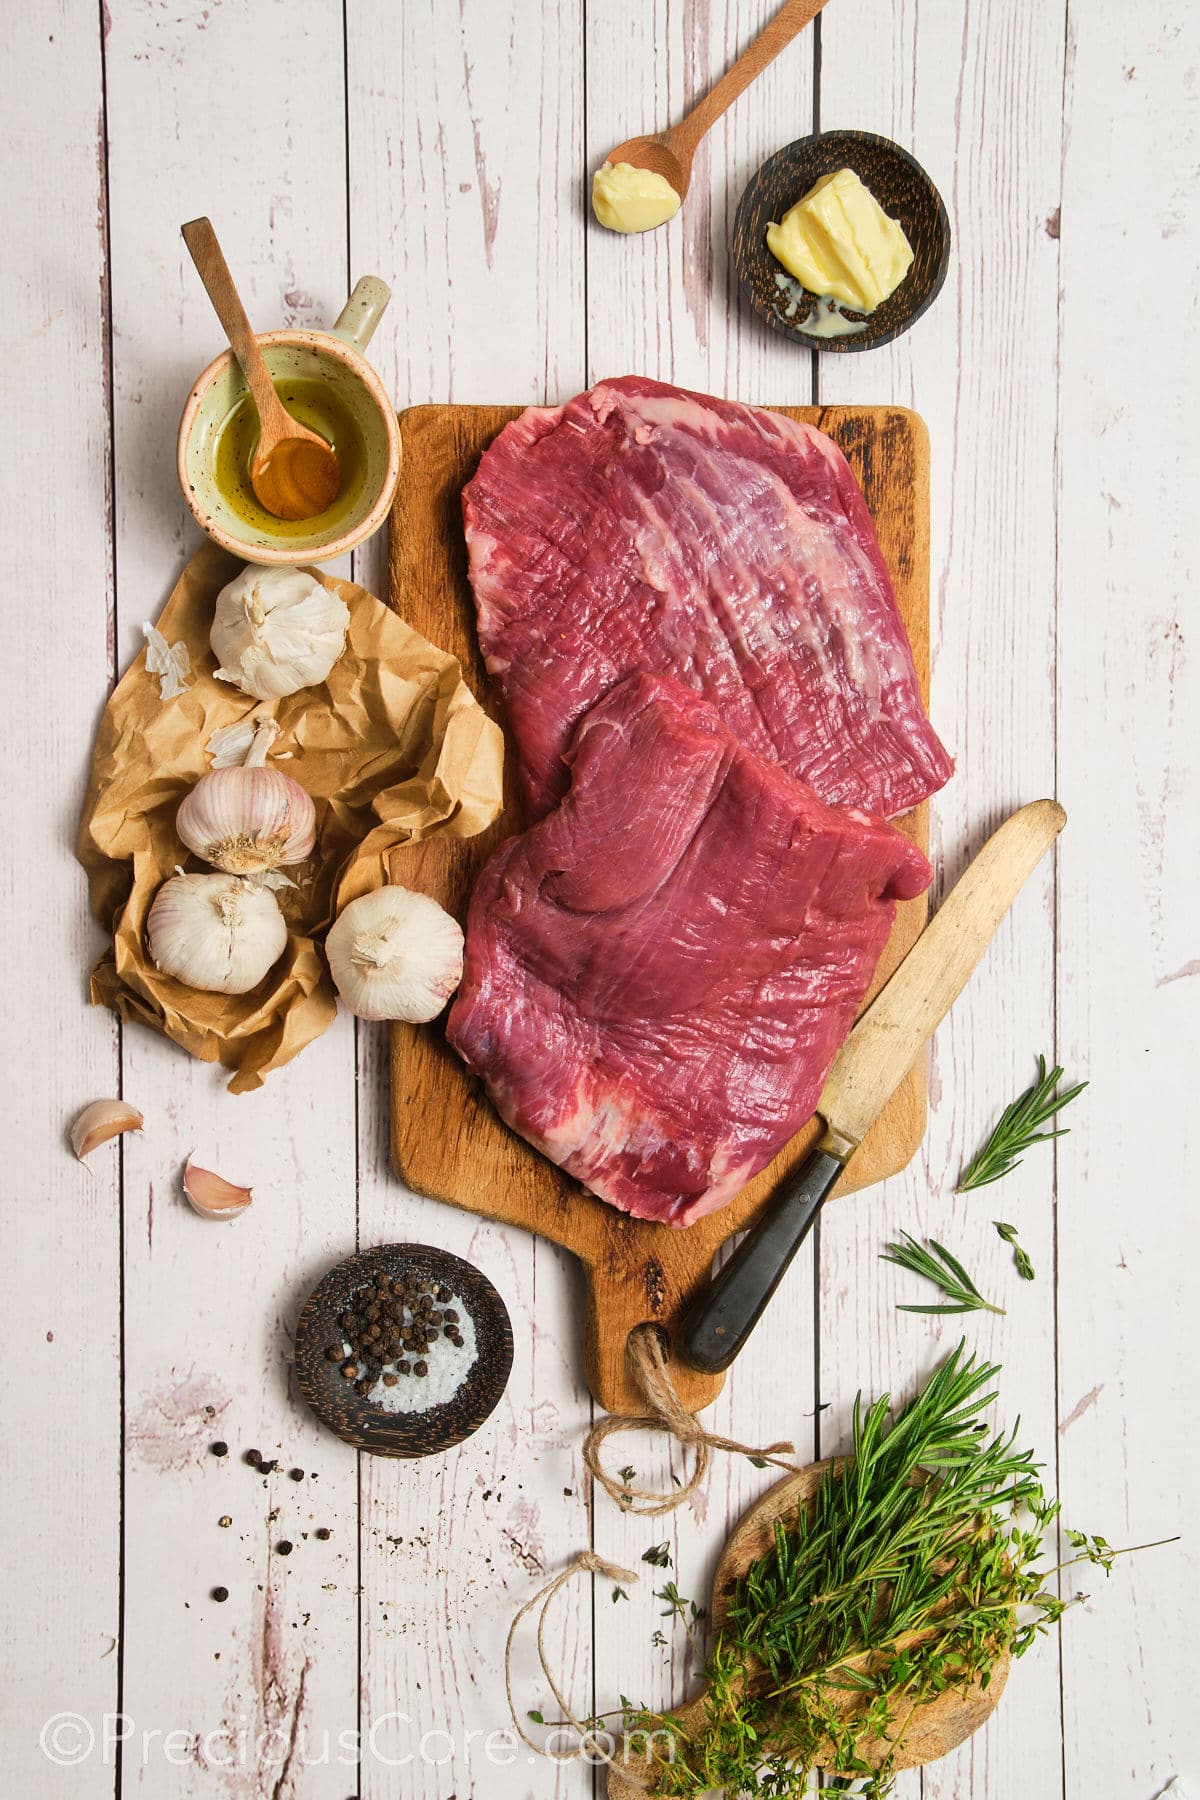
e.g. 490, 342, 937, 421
289, 1468, 304, 1482
315, 1527, 332, 1541
210, 1441, 228, 1458
218, 1515, 232, 1529
276, 1541, 293, 1557
259, 1460, 278, 1476
211, 1586, 229, 1603
244, 1448, 262, 1468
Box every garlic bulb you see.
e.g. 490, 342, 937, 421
176, 765, 316, 874
325, 886, 464, 1022
211, 564, 350, 701
147, 872, 288, 995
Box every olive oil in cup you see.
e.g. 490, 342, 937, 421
213, 376, 367, 539
178, 277, 401, 566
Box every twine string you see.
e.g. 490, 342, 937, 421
582, 1323, 800, 1515
503, 1550, 641, 1767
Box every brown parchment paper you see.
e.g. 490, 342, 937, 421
77, 539, 503, 1092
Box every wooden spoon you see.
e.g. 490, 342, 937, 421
181, 217, 340, 522
602, 0, 831, 212
606, 1462, 1009, 1797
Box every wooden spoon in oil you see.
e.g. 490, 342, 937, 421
181, 217, 340, 522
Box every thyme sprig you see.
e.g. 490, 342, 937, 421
958, 1055, 1087, 1192
620, 1343, 1168, 1798
881, 1232, 1004, 1315
994, 1220, 1036, 1281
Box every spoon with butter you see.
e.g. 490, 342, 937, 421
181, 217, 340, 523
593, 0, 831, 234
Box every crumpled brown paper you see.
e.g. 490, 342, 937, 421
77, 539, 503, 1092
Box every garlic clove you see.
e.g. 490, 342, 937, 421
207, 706, 279, 771
175, 766, 316, 874
70, 1099, 144, 1162
211, 564, 350, 701
183, 1156, 253, 1220
325, 885, 464, 1023
147, 871, 289, 995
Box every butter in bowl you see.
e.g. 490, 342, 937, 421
733, 129, 951, 352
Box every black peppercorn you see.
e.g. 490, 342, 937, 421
244, 1448, 262, 1468
315, 1527, 331, 1541
211, 1441, 228, 1458
413, 1360, 428, 1378
289, 1468, 304, 1482
276, 1540, 293, 1557
211, 1586, 229, 1603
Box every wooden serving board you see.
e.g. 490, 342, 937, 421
385, 402, 931, 1417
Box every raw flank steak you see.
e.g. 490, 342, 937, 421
462, 375, 952, 822
446, 674, 932, 1227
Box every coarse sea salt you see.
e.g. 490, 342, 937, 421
340, 1289, 479, 1413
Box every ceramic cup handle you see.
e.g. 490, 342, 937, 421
333, 276, 391, 351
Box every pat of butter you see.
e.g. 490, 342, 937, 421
766, 168, 914, 314
592, 161, 682, 234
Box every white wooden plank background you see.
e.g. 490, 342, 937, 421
2, 1, 1196, 1796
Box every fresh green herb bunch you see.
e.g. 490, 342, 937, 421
623, 1343, 1114, 1798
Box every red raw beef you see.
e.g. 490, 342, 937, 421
463, 375, 952, 822
445, 674, 932, 1227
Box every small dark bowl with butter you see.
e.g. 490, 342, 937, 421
732, 130, 951, 353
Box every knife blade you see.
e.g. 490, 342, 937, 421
677, 799, 1067, 1375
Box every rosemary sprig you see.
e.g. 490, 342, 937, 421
958, 1055, 1087, 1192
994, 1220, 1036, 1281
622, 1342, 1170, 1798
881, 1231, 1004, 1315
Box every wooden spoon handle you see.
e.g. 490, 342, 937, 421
181, 216, 286, 433
673, 0, 830, 156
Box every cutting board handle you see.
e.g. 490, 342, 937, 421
582, 1245, 727, 1416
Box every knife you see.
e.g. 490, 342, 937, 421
677, 799, 1067, 1375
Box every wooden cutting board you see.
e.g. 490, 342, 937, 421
385, 402, 931, 1417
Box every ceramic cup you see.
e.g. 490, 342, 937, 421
177, 276, 401, 565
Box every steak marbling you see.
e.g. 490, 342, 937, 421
463, 376, 952, 822
445, 674, 932, 1227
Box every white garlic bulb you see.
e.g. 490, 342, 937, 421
211, 564, 350, 701
176, 765, 316, 874
147, 872, 288, 995
325, 886, 464, 1022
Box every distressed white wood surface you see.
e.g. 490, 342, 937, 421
2, 1, 1195, 1797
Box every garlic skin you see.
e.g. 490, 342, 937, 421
71, 1099, 144, 1162
326, 887, 464, 1023
176, 766, 316, 875
212, 564, 350, 701
147, 872, 288, 995
183, 1156, 253, 1221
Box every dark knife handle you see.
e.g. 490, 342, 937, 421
677, 1146, 847, 1374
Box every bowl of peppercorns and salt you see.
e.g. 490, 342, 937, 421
294, 1244, 513, 1457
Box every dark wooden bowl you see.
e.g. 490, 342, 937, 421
294, 1243, 513, 1457
732, 130, 951, 353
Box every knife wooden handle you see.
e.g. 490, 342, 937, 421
676, 1145, 846, 1373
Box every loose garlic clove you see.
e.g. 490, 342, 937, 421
175, 765, 316, 875
325, 885, 464, 1023
183, 1156, 253, 1220
147, 872, 288, 995
71, 1099, 144, 1162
